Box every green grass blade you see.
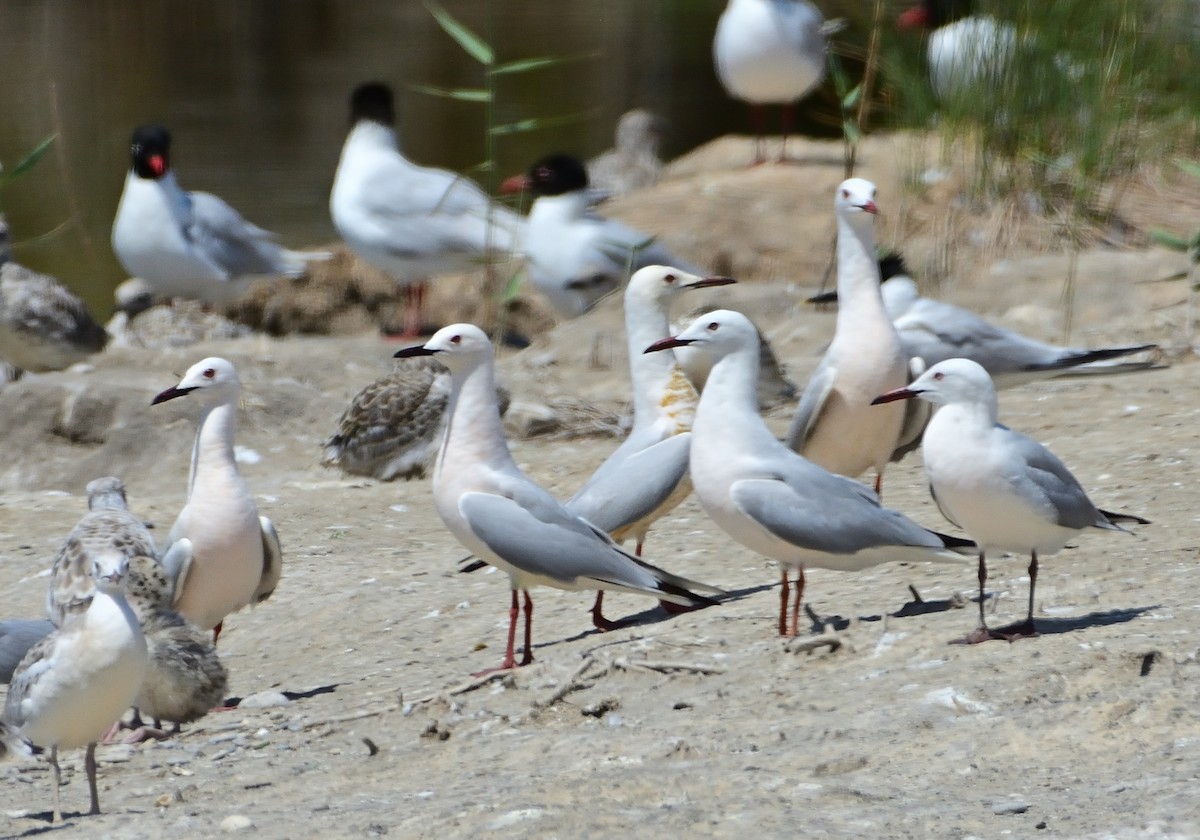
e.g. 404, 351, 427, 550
3, 133, 57, 182
1173, 159, 1200, 180
491, 52, 600, 76
489, 109, 597, 136
422, 0, 493, 66
501, 266, 525, 303
409, 83, 492, 103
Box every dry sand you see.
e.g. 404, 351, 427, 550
1, 134, 1198, 839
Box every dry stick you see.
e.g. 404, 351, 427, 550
530, 656, 606, 712
1059, 234, 1080, 344
846, 0, 886, 178
612, 657, 726, 676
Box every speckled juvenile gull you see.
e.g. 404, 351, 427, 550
152, 357, 282, 638
786, 179, 907, 497
567, 265, 734, 629
322, 357, 512, 482
3, 551, 147, 822
112, 124, 330, 305
500, 153, 701, 318
873, 358, 1149, 642
648, 310, 972, 637
0, 231, 108, 377
119, 554, 227, 740
713, 0, 828, 163
331, 82, 525, 338
396, 324, 721, 672
47, 476, 158, 628
587, 109, 666, 198
809, 252, 1161, 389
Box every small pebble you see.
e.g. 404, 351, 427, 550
991, 799, 1030, 815
221, 814, 255, 832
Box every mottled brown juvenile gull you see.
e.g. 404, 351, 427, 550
587, 109, 666, 198
396, 324, 721, 673
3, 551, 148, 822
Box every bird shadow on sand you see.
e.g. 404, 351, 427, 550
8, 817, 76, 835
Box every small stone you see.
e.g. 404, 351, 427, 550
991, 799, 1030, 815
220, 814, 254, 832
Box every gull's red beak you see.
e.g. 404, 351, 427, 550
148, 154, 166, 178
499, 173, 530, 195
871, 387, 919, 405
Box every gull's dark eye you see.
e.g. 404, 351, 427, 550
933, 371, 944, 381
450, 335, 462, 345
706, 321, 719, 331
664, 273, 676, 283
536, 166, 551, 180
841, 189, 850, 199
203, 368, 216, 379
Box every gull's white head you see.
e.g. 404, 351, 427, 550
873, 357, 996, 407
85, 476, 129, 511
645, 308, 760, 362
625, 265, 736, 310
835, 178, 879, 219
151, 357, 242, 407
394, 323, 493, 373
91, 551, 130, 595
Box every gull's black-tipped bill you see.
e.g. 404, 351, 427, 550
644, 336, 693, 354
684, 276, 737, 290
151, 385, 197, 406
871, 387, 920, 405
806, 289, 839, 305
394, 345, 437, 359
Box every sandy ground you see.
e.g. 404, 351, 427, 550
1, 134, 1199, 839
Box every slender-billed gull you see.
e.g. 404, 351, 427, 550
0, 241, 108, 377
786, 179, 907, 496
331, 82, 525, 338
713, 0, 827, 163
151, 357, 282, 638
3, 551, 148, 822
47, 476, 158, 628
647, 310, 972, 637
873, 358, 1149, 641
567, 265, 735, 629
500, 153, 701, 318
112, 125, 329, 305
396, 324, 721, 672
119, 554, 227, 740
809, 253, 1161, 388
587, 109, 666, 198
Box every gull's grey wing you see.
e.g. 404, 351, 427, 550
897, 299, 1069, 374
1000, 426, 1112, 531
566, 432, 691, 534
0, 619, 54, 684
458, 491, 661, 592
785, 360, 836, 452
730, 473, 951, 555
4, 631, 58, 724
255, 516, 283, 605
161, 538, 194, 608
188, 191, 297, 279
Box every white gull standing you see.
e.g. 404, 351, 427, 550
395, 324, 721, 673
111, 125, 329, 305
713, 0, 828, 164
500, 153, 701, 318
151, 357, 282, 639
3, 551, 147, 823
873, 358, 1149, 642
566, 265, 735, 629
786, 178, 908, 496
647, 310, 972, 637
331, 82, 525, 338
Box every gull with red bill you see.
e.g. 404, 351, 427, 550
873, 358, 1149, 642
396, 324, 722, 674
112, 124, 329, 305
647, 309, 973, 638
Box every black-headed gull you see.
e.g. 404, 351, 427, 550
151, 357, 282, 640
0, 232, 108, 377
786, 178, 908, 496
501, 153, 701, 318
587, 109, 667, 198
396, 324, 721, 673
808, 253, 1162, 389
897, 0, 1015, 100
648, 309, 972, 637
3, 551, 147, 822
873, 358, 1149, 642
567, 265, 735, 629
713, 0, 828, 164
330, 82, 525, 338
112, 125, 328, 305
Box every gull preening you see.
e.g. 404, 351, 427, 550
566, 265, 735, 628
112, 124, 329, 305
648, 309, 972, 637
713, 0, 828, 163
501, 153, 700, 318
873, 358, 1149, 642
151, 357, 282, 639
3, 551, 148, 822
0, 227, 108, 378
396, 324, 721, 672
786, 178, 908, 496
330, 82, 525, 338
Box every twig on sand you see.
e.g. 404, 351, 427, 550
784, 631, 848, 655
612, 657, 726, 676
530, 656, 606, 712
